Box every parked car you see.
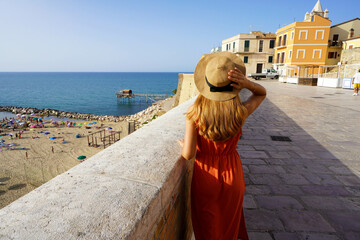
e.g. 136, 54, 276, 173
248, 68, 279, 80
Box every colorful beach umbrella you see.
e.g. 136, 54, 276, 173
77, 155, 86, 160
49, 137, 57, 140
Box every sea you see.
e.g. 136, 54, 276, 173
0, 72, 181, 118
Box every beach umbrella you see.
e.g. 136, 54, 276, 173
44, 132, 50, 135
78, 123, 83, 126
49, 137, 57, 140
107, 127, 112, 130
84, 122, 88, 125
30, 128, 35, 131
30, 113, 35, 116
30, 124, 37, 128
32, 118, 38, 121
8, 122, 14, 125
75, 134, 81, 138
77, 155, 86, 160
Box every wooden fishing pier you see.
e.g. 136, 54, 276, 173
87, 129, 121, 149
115, 89, 170, 104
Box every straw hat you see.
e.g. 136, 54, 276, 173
194, 52, 246, 101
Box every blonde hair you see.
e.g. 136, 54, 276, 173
186, 94, 248, 142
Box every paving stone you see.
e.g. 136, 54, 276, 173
278, 210, 335, 232
273, 232, 300, 240
279, 173, 310, 185
249, 174, 283, 185
313, 151, 338, 159
236, 145, 256, 151
244, 209, 284, 231
301, 185, 351, 196
328, 166, 355, 175
342, 197, 360, 211
344, 232, 360, 240
335, 176, 360, 186
301, 196, 353, 210
256, 195, 303, 210
300, 233, 340, 240
245, 185, 272, 195
302, 173, 342, 186
243, 195, 257, 209
240, 158, 267, 165
270, 185, 304, 195
344, 186, 360, 196
248, 165, 285, 174
267, 151, 291, 158
239, 151, 269, 159
324, 211, 360, 232
247, 232, 273, 240
242, 165, 249, 173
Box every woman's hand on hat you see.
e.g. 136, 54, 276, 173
228, 68, 249, 90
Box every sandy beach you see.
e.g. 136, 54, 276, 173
0, 97, 174, 209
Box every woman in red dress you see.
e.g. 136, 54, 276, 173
180, 52, 266, 240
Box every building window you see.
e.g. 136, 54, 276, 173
268, 56, 273, 63
276, 53, 280, 63
259, 40, 264, 52
233, 42, 235, 49
278, 36, 282, 46
328, 52, 337, 58
244, 56, 248, 63
244, 40, 250, 52
315, 30, 324, 40
282, 34, 287, 46
299, 30, 308, 40
226, 44, 228, 51
269, 40, 275, 48
332, 34, 339, 46
290, 31, 294, 40
313, 49, 322, 59
297, 49, 306, 59
281, 52, 285, 63
289, 50, 292, 59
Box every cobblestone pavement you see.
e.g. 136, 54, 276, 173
238, 81, 360, 240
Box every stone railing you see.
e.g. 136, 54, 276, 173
0, 97, 196, 240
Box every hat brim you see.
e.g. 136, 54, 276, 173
194, 52, 246, 101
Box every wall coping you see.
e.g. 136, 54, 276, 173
0, 97, 196, 240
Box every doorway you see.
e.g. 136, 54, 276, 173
256, 63, 263, 73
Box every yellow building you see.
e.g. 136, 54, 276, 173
274, 0, 331, 70
326, 18, 360, 65
343, 35, 360, 49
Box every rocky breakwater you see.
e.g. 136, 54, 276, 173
0, 97, 174, 129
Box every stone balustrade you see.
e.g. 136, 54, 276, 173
0, 97, 196, 240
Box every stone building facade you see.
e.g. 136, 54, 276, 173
221, 31, 276, 75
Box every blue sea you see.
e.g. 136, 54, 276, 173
0, 72, 180, 117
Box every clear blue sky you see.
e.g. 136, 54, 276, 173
0, 0, 358, 72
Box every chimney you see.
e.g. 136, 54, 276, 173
324, 9, 329, 19
304, 12, 310, 22
349, 28, 355, 38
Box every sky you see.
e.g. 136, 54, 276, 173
0, 0, 359, 72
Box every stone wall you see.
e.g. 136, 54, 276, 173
0, 97, 196, 240
173, 74, 198, 107
341, 48, 360, 65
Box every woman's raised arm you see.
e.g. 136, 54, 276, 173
228, 68, 266, 116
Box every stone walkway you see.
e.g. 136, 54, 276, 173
238, 81, 360, 240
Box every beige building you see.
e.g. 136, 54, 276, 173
327, 18, 360, 65
221, 31, 276, 74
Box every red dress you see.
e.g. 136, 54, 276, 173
191, 128, 249, 240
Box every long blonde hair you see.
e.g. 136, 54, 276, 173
186, 94, 248, 142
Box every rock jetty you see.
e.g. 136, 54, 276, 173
0, 97, 173, 130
